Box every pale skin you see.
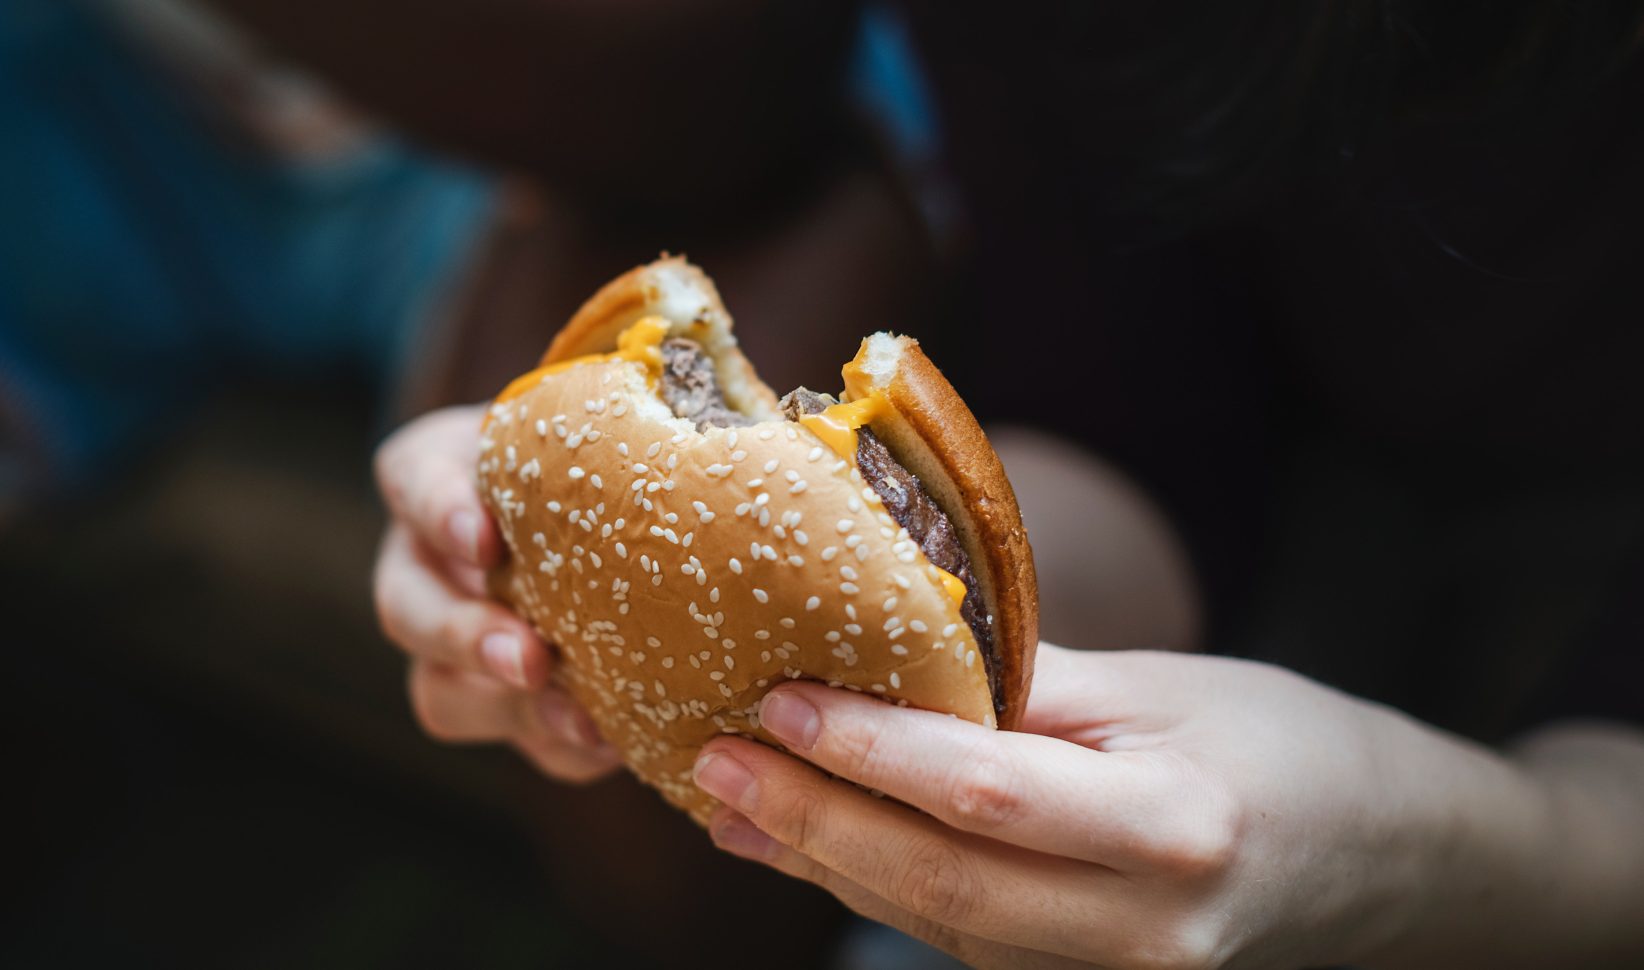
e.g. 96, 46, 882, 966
375, 405, 1644, 968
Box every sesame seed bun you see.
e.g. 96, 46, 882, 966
478, 259, 1037, 824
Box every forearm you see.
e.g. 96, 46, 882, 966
1367, 717, 1644, 968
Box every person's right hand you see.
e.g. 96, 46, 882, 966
373, 404, 622, 782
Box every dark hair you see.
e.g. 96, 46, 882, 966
1052, 0, 1644, 241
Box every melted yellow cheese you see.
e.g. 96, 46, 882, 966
494, 315, 673, 404
935, 567, 968, 610
798, 392, 889, 458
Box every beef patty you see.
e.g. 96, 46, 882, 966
660, 338, 754, 430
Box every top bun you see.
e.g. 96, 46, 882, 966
478, 257, 1036, 823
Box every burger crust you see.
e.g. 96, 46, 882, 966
850, 336, 1039, 728
542, 255, 780, 419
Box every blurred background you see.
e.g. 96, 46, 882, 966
5, 0, 1644, 967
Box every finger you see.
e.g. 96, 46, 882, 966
692, 737, 1111, 958
708, 810, 1085, 970
407, 660, 530, 742
756, 679, 1193, 866
374, 524, 550, 688
513, 695, 624, 784
375, 405, 501, 567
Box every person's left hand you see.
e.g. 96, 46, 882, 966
691, 644, 1547, 969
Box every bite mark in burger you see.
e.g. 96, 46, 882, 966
477, 257, 1037, 823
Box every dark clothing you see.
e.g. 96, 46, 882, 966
905, 4, 1644, 741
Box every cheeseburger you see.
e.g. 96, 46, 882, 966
477, 257, 1037, 822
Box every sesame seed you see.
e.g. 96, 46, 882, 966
758, 509, 771, 527
805, 596, 821, 611
729, 558, 743, 575
894, 575, 912, 590
646, 481, 662, 493
615, 542, 627, 558
807, 446, 824, 462
755, 630, 770, 640
845, 535, 863, 548
763, 459, 779, 474
758, 429, 774, 440
890, 672, 902, 689
841, 566, 859, 581
735, 502, 751, 516
824, 631, 841, 642
909, 619, 928, 633
650, 526, 665, 538
793, 530, 809, 546
821, 546, 839, 562
855, 545, 872, 561
548, 501, 562, 513
747, 478, 764, 488
590, 552, 602, 568
753, 588, 769, 604
662, 657, 674, 668
710, 587, 720, 603
682, 532, 694, 547
840, 582, 859, 595
706, 463, 733, 477
780, 618, 796, 629
789, 481, 808, 494
617, 442, 629, 456
889, 627, 905, 639
750, 541, 761, 560
787, 555, 804, 567
664, 512, 679, 524
590, 473, 603, 489
568, 466, 585, 480
847, 497, 862, 512
535, 419, 548, 436
762, 545, 778, 560
647, 442, 662, 458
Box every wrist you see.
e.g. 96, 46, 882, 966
1347, 707, 1556, 968
1361, 717, 1644, 968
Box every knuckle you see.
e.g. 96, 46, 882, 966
830, 718, 888, 781
1118, 914, 1227, 970
944, 751, 1023, 833
434, 609, 475, 662
769, 785, 829, 854
891, 838, 980, 926
1148, 779, 1241, 878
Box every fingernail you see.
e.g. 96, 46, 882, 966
711, 811, 776, 861
693, 752, 758, 812
448, 508, 481, 562
481, 632, 527, 687
760, 691, 820, 750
